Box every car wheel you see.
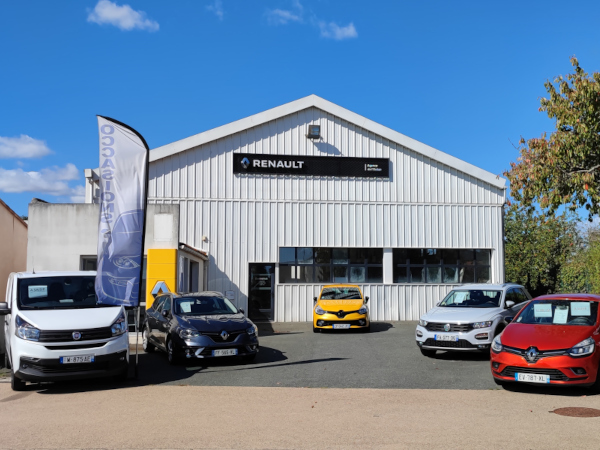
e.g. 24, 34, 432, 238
142, 325, 155, 353
11, 370, 26, 392
243, 353, 257, 362
420, 348, 436, 357
166, 338, 179, 365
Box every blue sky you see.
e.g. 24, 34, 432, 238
1, 0, 600, 217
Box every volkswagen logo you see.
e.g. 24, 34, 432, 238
526, 347, 539, 363
72, 331, 82, 341
220, 330, 229, 341
443, 324, 451, 332
241, 157, 250, 169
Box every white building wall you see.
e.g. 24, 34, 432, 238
149, 107, 505, 321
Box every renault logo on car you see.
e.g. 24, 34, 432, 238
72, 331, 82, 341
241, 157, 250, 169
220, 330, 229, 341
526, 347, 538, 363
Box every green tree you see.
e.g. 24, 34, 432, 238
505, 57, 600, 218
559, 225, 600, 293
505, 204, 578, 297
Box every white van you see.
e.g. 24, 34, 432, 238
1, 271, 129, 391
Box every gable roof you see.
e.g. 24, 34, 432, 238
150, 94, 506, 189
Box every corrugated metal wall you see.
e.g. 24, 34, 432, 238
149, 107, 505, 321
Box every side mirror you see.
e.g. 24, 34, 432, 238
365, 296, 369, 304
505, 300, 515, 309
239, 308, 245, 315
436, 302, 441, 307
505, 316, 514, 324
314, 297, 318, 303
0, 302, 9, 315
161, 309, 170, 318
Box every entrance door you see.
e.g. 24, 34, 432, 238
248, 263, 274, 321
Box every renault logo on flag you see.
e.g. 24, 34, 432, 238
241, 157, 250, 169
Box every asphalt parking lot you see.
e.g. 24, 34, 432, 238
134, 321, 499, 390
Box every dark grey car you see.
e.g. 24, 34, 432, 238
142, 291, 259, 364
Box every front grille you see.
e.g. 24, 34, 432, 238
503, 346, 568, 363
22, 360, 110, 374
500, 366, 571, 381
319, 320, 363, 327
425, 322, 473, 333
423, 338, 476, 349
38, 327, 112, 342
44, 343, 107, 350
201, 330, 246, 343
324, 310, 360, 318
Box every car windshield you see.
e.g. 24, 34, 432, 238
516, 300, 598, 326
17, 276, 108, 310
439, 289, 502, 308
320, 287, 362, 300
174, 296, 238, 315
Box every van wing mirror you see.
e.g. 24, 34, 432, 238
505, 300, 515, 309
161, 309, 170, 318
505, 316, 514, 324
239, 308, 245, 315
365, 296, 369, 303
0, 302, 9, 315
314, 297, 318, 303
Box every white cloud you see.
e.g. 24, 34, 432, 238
87, 0, 159, 32
206, 0, 224, 20
69, 185, 86, 203
0, 164, 82, 199
319, 21, 358, 40
0, 135, 52, 159
267, 8, 303, 25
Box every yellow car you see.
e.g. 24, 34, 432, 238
313, 284, 370, 332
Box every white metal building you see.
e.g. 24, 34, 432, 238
89, 95, 507, 322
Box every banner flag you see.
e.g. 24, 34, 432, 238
95, 116, 149, 307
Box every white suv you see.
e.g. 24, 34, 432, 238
415, 283, 531, 356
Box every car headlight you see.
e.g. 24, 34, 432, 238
569, 337, 595, 357
246, 324, 258, 336
315, 305, 325, 315
491, 334, 503, 353
358, 305, 368, 315
15, 316, 40, 341
179, 328, 200, 339
110, 310, 128, 336
472, 321, 493, 329
418, 319, 428, 327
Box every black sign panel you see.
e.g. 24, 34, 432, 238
233, 153, 389, 178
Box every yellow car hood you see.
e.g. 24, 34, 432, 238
319, 299, 364, 311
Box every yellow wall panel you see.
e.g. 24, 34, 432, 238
146, 249, 177, 309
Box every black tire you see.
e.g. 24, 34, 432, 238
166, 338, 179, 365
243, 353, 257, 362
11, 370, 26, 391
142, 325, 155, 353
420, 348, 437, 357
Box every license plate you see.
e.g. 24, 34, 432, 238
434, 334, 458, 342
333, 324, 351, 329
60, 355, 94, 364
515, 373, 550, 383
212, 349, 238, 357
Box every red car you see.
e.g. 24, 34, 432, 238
491, 294, 600, 389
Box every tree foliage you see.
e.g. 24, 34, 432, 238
505, 204, 578, 297
559, 225, 600, 293
506, 57, 600, 218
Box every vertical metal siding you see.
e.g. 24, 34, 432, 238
149, 106, 505, 321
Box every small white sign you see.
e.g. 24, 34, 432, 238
534, 303, 552, 317
225, 290, 235, 300
28, 285, 48, 298
571, 302, 591, 316
553, 307, 569, 324
180, 301, 192, 313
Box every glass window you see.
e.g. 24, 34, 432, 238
279, 266, 295, 283
424, 249, 441, 264
367, 249, 383, 264
314, 248, 331, 264
367, 267, 383, 283
459, 250, 475, 265
407, 249, 424, 264
297, 266, 313, 282
442, 249, 459, 264
314, 266, 331, 283
350, 267, 366, 282
279, 247, 296, 264
476, 266, 491, 283
410, 267, 425, 283
443, 267, 458, 283
426, 267, 442, 283
332, 249, 349, 264
349, 248, 367, 264
459, 266, 475, 283
475, 250, 490, 265
394, 266, 408, 283
393, 248, 408, 265
297, 248, 313, 265
162, 297, 172, 313
333, 266, 348, 282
